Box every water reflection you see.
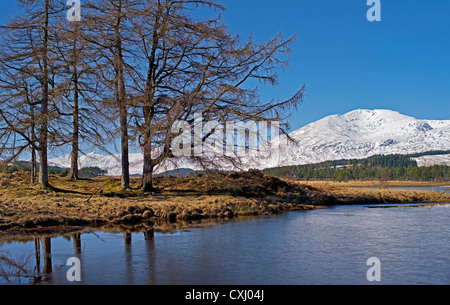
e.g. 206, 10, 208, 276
1, 203, 449, 285
0, 219, 227, 285
0, 228, 160, 285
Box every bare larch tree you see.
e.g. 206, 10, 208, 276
127, 0, 304, 191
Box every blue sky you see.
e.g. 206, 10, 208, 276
222, 0, 450, 129
1, 0, 449, 134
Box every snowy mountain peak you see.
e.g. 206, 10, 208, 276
271, 109, 449, 169
294, 109, 442, 140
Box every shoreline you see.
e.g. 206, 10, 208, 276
4, 201, 450, 240
1, 171, 449, 236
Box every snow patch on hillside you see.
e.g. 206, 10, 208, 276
413, 154, 450, 167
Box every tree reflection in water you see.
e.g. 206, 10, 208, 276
0, 228, 156, 285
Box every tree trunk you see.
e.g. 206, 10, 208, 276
38, 128, 48, 187
39, 0, 50, 187
142, 86, 155, 192
30, 99, 37, 184
69, 84, 79, 180
115, 0, 129, 190
119, 103, 130, 189
69, 23, 80, 180
141, 11, 159, 193
34, 238, 41, 274
142, 133, 154, 192
72, 233, 81, 255
42, 237, 52, 273
31, 147, 36, 184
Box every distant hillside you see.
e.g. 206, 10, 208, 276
263, 153, 450, 182
156, 168, 198, 177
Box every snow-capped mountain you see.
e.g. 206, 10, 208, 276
48, 152, 145, 176
260, 109, 450, 169
48, 109, 450, 175
48, 151, 197, 176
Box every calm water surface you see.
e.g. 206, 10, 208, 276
1, 186, 449, 285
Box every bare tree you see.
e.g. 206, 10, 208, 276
1, 0, 304, 193
0, 0, 65, 187
83, 0, 141, 189
0, 67, 39, 183
55, 12, 111, 180
36, 0, 52, 187
67, 22, 82, 180
1, 0, 139, 188
128, 0, 304, 191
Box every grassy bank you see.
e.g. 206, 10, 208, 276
0, 171, 449, 233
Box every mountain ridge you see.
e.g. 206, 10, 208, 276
259, 109, 450, 169
47, 109, 450, 175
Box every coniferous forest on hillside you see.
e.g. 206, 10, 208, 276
263, 153, 450, 182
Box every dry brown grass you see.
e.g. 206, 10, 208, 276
0, 171, 319, 232
300, 180, 450, 188
303, 183, 450, 205
0, 171, 449, 233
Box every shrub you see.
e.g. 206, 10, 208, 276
79, 166, 108, 178
0, 178, 10, 187
59, 169, 69, 177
